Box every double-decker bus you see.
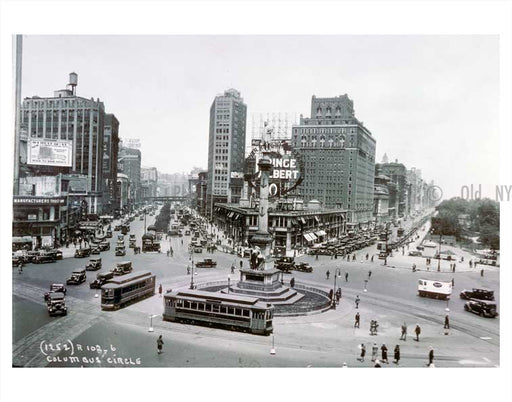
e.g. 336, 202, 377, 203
101, 270, 155, 310
163, 290, 274, 335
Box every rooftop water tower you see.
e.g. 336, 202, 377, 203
68, 72, 78, 95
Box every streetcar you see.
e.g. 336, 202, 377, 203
163, 290, 274, 335
101, 270, 156, 311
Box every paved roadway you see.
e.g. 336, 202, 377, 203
12, 210, 499, 368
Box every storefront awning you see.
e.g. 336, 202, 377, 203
303, 233, 312, 242
316, 230, 327, 237
299, 217, 306, 225
227, 212, 234, 218
309, 232, 317, 240
12, 236, 33, 243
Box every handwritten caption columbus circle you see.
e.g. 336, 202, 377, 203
40, 340, 142, 366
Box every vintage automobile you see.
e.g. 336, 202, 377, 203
459, 288, 495, 301
114, 225, 122, 231
74, 248, 91, 258
47, 292, 67, 316
111, 261, 133, 276
295, 262, 313, 273
129, 239, 137, 248
408, 251, 423, 257
86, 258, 102, 271
195, 258, 217, 268
117, 234, 124, 241
274, 257, 294, 273
89, 271, 114, 289
91, 246, 101, 255
66, 269, 87, 285
33, 252, 57, 264
378, 251, 387, 259
464, 299, 499, 318
45, 249, 63, 260
99, 241, 110, 251
193, 246, 203, 253
416, 245, 425, 251
115, 246, 126, 256
12, 255, 25, 267
139, 215, 144, 221
105, 230, 113, 238
121, 225, 129, 235
44, 283, 67, 301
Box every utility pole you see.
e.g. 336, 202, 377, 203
13, 35, 22, 196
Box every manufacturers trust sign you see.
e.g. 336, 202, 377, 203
13, 197, 66, 206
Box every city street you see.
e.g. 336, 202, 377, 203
12, 213, 499, 368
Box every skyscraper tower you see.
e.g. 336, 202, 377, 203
206, 89, 247, 217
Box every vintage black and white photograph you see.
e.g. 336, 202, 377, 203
1, 2, 511, 402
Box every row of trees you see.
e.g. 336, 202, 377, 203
430, 198, 500, 250
154, 202, 172, 233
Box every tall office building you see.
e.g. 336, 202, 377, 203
206, 89, 247, 216
376, 160, 408, 218
103, 113, 120, 214
118, 146, 141, 209
291, 95, 376, 224
19, 73, 106, 213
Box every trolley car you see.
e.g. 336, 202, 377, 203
163, 290, 274, 335
101, 270, 155, 311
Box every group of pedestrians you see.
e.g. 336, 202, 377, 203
358, 341, 433, 367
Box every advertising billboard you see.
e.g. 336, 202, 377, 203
28, 139, 72, 167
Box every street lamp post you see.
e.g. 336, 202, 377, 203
333, 268, 341, 309
148, 314, 158, 332
384, 222, 390, 266
437, 234, 442, 272
189, 257, 195, 290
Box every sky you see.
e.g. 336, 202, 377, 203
20, 35, 499, 198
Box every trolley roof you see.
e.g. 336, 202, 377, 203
165, 289, 272, 307
102, 270, 153, 288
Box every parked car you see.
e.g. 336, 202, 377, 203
86, 258, 102, 271
115, 246, 126, 256
89, 271, 114, 289
46, 249, 63, 260
117, 234, 124, 241
33, 253, 57, 264
91, 246, 101, 255
195, 258, 217, 268
274, 257, 294, 273
111, 261, 133, 276
44, 284, 67, 301
378, 251, 387, 259
408, 251, 423, 257
459, 288, 495, 301
464, 299, 498, 318
66, 269, 87, 285
114, 225, 122, 231
416, 245, 425, 251
423, 241, 437, 248
46, 292, 67, 316
99, 241, 110, 251
193, 246, 203, 253
295, 262, 313, 273
74, 248, 91, 258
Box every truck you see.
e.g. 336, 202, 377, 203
417, 279, 452, 300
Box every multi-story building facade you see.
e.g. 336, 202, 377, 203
103, 113, 120, 214
206, 89, 247, 217
291, 95, 376, 225
141, 167, 158, 198
19, 73, 107, 214
376, 160, 408, 218
118, 146, 141, 209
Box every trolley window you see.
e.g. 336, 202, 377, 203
242, 309, 250, 317
213, 305, 220, 313
191, 302, 197, 310
228, 307, 235, 315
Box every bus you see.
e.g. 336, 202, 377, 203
101, 270, 155, 310
163, 290, 274, 335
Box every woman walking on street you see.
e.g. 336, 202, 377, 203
157, 335, 164, 354
393, 345, 400, 365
